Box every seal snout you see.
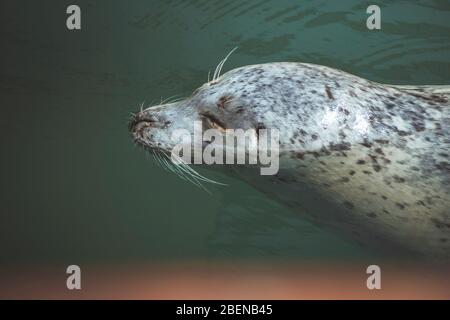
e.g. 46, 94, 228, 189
129, 112, 159, 141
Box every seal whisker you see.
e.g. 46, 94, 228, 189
152, 150, 166, 170
165, 96, 184, 104
141, 99, 159, 112
213, 58, 226, 82
139, 101, 146, 112
170, 153, 227, 186
159, 152, 212, 192
213, 46, 238, 82
160, 94, 180, 105
162, 155, 209, 191
162, 158, 191, 183
165, 153, 215, 191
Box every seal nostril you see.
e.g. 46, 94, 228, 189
137, 121, 152, 138
128, 112, 159, 133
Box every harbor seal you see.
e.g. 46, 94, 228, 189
129, 61, 450, 259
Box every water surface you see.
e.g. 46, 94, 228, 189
0, 0, 449, 265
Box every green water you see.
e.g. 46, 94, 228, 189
0, 0, 449, 264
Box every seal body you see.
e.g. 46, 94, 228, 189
129, 62, 450, 259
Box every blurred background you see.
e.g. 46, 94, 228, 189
0, 0, 449, 295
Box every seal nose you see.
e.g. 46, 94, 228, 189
128, 112, 158, 133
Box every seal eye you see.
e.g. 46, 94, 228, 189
201, 113, 226, 133
217, 95, 232, 109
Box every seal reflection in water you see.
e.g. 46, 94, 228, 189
129, 60, 450, 260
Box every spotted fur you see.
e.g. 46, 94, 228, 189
130, 62, 450, 259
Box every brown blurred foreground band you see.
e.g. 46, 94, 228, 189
1, 262, 449, 299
